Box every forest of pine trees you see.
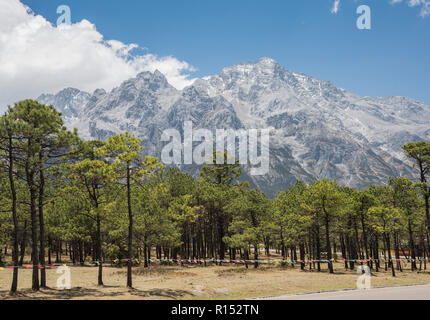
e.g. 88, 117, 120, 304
0, 100, 430, 295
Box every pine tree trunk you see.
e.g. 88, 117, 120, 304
48, 237, 52, 265
394, 232, 402, 272
408, 221, 417, 271
143, 241, 148, 268
340, 233, 348, 270
299, 243, 305, 270
96, 207, 103, 286
19, 220, 27, 266
8, 135, 19, 294
26, 158, 39, 292
254, 243, 259, 269
126, 165, 133, 288
217, 213, 225, 261
38, 159, 47, 288
315, 226, 321, 272
360, 212, 369, 265
386, 233, 395, 277
374, 235, 380, 272
323, 201, 334, 274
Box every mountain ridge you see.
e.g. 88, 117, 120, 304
37, 57, 430, 197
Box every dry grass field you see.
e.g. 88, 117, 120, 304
1, 262, 430, 300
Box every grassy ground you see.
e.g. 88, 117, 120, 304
1, 262, 430, 300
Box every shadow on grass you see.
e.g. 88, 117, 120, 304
129, 288, 194, 299
0, 286, 195, 300
1, 287, 104, 300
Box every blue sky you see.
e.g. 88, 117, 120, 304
18, 0, 430, 104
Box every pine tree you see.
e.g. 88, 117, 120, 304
1, 100, 78, 290
302, 180, 343, 273
97, 132, 164, 288
389, 177, 422, 271
200, 152, 241, 262
403, 142, 430, 235
69, 141, 117, 286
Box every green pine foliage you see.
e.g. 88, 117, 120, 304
0, 100, 429, 294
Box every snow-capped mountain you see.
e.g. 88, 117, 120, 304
38, 57, 430, 197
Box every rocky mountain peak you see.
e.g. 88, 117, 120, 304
133, 69, 172, 91
219, 56, 284, 81
36, 60, 430, 197
92, 88, 107, 98
37, 87, 90, 119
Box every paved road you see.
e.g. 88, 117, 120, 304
258, 284, 430, 300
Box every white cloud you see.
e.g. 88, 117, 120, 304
408, 0, 430, 16
390, 0, 430, 16
0, 0, 197, 109
331, 0, 341, 14
332, 0, 430, 17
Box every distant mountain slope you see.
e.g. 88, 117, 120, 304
38, 57, 430, 197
